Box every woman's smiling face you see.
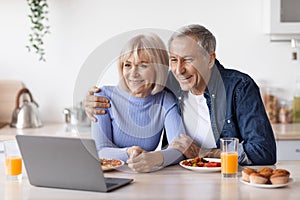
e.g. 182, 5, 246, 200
122, 51, 155, 98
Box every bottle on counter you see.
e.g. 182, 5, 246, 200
293, 79, 300, 123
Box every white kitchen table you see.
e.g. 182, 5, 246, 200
0, 160, 299, 200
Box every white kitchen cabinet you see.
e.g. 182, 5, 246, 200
272, 123, 300, 160
276, 140, 300, 160
263, 0, 300, 40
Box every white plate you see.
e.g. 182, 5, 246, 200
239, 177, 295, 188
179, 158, 221, 172
101, 159, 124, 172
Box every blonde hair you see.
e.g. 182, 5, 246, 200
118, 34, 169, 95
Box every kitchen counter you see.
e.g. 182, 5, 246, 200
0, 123, 91, 141
0, 160, 299, 200
272, 123, 300, 140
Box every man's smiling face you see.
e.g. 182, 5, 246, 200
169, 36, 212, 95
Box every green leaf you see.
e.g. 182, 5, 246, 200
27, 0, 50, 62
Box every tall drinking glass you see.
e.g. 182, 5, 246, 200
4, 140, 23, 181
220, 137, 238, 178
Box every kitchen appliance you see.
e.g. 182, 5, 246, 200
10, 88, 42, 128
63, 102, 90, 132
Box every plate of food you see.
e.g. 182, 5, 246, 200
179, 157, 221, 172
239, 178, 295, 188
100, 158, 124, 171
240, 167, 295, 188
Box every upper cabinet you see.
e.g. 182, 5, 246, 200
263, 0, 300, 40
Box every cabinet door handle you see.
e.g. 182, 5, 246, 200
296, 149, 300, 153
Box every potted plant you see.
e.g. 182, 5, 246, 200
26, 0, 50, 61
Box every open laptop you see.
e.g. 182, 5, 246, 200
16, 135, 133, 192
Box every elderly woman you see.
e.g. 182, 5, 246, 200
92, 34, 185, 173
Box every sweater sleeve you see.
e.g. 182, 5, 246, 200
91, 122, 129, 161
161, 148, 185, 167
160, 92, 186, 166
91, 88, 129, 162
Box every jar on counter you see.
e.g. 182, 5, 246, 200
262, 88, 279, 124
278, 100, 293, 124
293, 79, 300, 123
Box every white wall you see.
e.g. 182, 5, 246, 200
1, 0, 300, 122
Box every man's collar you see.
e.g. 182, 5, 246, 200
204, 59, 224, 97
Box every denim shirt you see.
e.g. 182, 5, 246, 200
166, 59, 277, 165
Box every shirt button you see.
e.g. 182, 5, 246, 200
227, 119, 231, 123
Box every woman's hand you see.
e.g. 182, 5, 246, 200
84, 86, 110, 122
127, 151, 163, 173
127, 146, 146, 158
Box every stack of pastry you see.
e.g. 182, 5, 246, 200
242, 167, 290, 184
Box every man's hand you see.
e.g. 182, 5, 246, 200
127, 151, 163, 173
84, 86, 110, 122
168, 134, 200, 158
169, 134, 221, 158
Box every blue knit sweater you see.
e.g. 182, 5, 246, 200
92, 85, 185, 167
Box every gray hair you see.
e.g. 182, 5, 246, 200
168, 24, 216, 55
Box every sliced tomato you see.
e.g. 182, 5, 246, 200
205, 162, 218, 167
196, 162, 205, 167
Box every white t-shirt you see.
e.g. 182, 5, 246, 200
181, 91, 217, 148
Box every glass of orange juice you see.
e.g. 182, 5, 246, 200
220, 137, 238, 178
4, 140, 22, 181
